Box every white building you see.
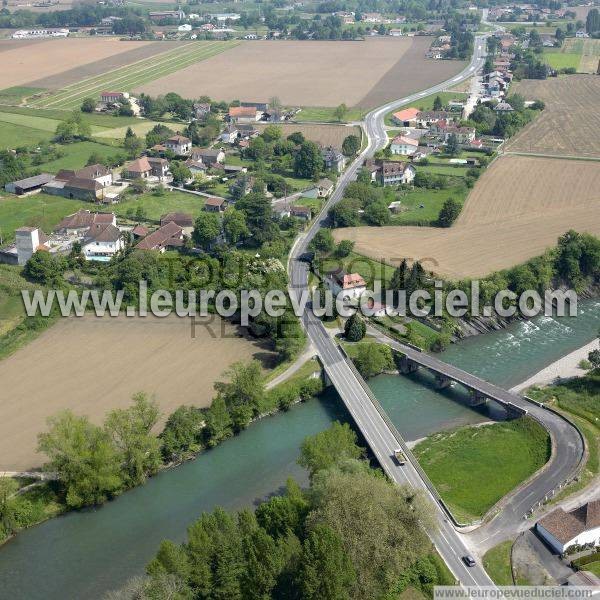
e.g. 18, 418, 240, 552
82, 222, 123, 261
536, 500, 600, 554
325, 268, 367, 300
210, 13, 240, 21
390, 135, 419, 155
15, 227, 46, 265
178, 24, 192, 32
164, 135, 192, 156
12, 28, 68, 39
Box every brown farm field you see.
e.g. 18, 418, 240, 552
0, 38, 160, 90
255, 122, 361, 147
0, 314, 276, 471
136, 37, 466, 108
507, 75, 600, 158
333, 155, 600, 280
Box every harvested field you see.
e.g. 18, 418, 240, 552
255, 122, 361, 147
332, 155, 600, 279
136, 37, 466, 109
0, 38, 156, 91
0, 314, 276, 471
507, 75, 600, 158
579, 39, 600, 74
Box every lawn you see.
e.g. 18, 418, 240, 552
0, 86, 46, 106
294, 106, 366, 123
483, 541, 514, 585
585, 562, 600, 577
0, 121, 54, 149
36, 141, 123, 172
0, 105, 141, 128
0, 193, 88, 244
413, 417, 551, 523
388, 186, 468, 226
543, 48, 581, 70
113, 190, 206, 222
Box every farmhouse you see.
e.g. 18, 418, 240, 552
73, 164, 113, 187
204, 197, 226, 213
390, 135, 419, 155
123, 157, 152, 179
325, 268, 366, 300
370, 160, 416, 186
82, 222, 123, 261
55, 210, 116, 235
321, 146, 346, 174
415, 110, 455, 127
536, 501, 600, 554
100, 91, 128, 104
161, 212, 194, 232
316, 178, 334, 197
191, 147, 225, 166
147, 157, 170, 179
184, 159, 207, 175
164, 135, 192, 156
135, 221, 185, 252
392, 107, 420, 126
149, 10, 185, 21
4, 173, 54, 196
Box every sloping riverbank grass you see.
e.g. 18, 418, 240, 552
413, 417, 551, 523
483, 541, 514, 585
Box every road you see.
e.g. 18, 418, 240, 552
288, 36, 495, 586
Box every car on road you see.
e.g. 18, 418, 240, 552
462, 555, 476, 567
394, 448, 406, 465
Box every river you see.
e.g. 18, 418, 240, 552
0, 301, 598, 600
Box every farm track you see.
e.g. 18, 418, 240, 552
30, 41, 238, 109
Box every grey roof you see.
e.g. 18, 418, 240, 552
9, 173, 54, 189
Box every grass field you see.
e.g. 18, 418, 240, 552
114, 190, 206, 222
388, 186, 468, 226
413, 418, 551, 522
0, 193, 88, 243
483, 541, 514, 585
294, 106, 366, 123
0, 313, 276, 471
33, 141, 122, 172
0, 86, 46, 105
543, 47, 581, 70
30, 41, 238, 110
333, 154, 600, 279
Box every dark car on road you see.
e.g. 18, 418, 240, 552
462, 555, 476, 567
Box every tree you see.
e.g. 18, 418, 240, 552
23, 251, 65, 285
287, 131, 305, 145
437, 197, 461, 227
298, 525, 355, 600
586, 8, 600, 35
262, 125, 282, 143
344, 313, 366, 342
129, 177, 147, 194
432, 95, 443, 111
236, 192, 277, 244
0, 477, 18, 537
160, 405, 205, 460
222, 208, 249, 244
37, 411, 123, 508
294, 141, 322, 179
214, 361, 265, 418
204, 396, 232, 446
589, 349, 600, 370
123, 131, 145, 158
334, 240, 354, 258
241, 527, 282, 599
81, 97, 96, 113
329, 198, 361, 228
310, 229, 334, 254
170, 161, 192, 185
192, 212, 221, 249
298, 422, 364, 477
341, 135, 360, 157
353, 343, 393, 379
364, 200, 390, 226
446, 133, 460, 156
333, 103, 348, 122
104, 393, 161, 487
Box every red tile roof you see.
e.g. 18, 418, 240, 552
392, 107, 420, 122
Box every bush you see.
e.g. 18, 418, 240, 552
344, 314, 366, 342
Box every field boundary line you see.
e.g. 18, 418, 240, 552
503, 151, 600, 163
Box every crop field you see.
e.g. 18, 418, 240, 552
29, 41, 238, 110
255, 123, 362, 147
579, 39, 600, 73
136, 37, 466, 109
333, 155, 600, 279
507, 75, 600, 158
0, 314, 275, 470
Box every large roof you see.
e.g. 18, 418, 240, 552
84, 223, 121, 243
56, 209, 114, 231
392, 107, 420, 121
9, 173, 54, 189
538, 500, 600, 544
135, 221, 183, 251
125, 157, 151, 173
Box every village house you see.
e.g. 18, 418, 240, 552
74, 164, 113, 187
536, 500, 600, 554
325, 268, 366, 300
321, 146, 346, 174
55, 210, 116, 236
390, 135, 419, 156
237, 124, 260, 139
429, 121, 476, 145
4, 173, 54, 196
44, 175, 104, 202
220, 125, 239, 144
122, 156, 152, 179
204, 197, 226, 213
290, 205, 312, 221
82, 222, 123, 261
164, 135, 192, 156
147, 157, 170, 179
184, 158, 207, 175
160, 212, 194, 235
372, 160, 415, 186
135, 221, 185, 252
100, 91, 128, 104
316, 178, 334, 198
131, 224, 149, 239
191, 147, 225, 166
392, 107, 420, 127
415, 110, 455, 127
229, 106, 261, 123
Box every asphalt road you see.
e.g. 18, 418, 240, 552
288, 36, 496, 587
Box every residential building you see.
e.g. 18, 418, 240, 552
148, 10, 185, 20
392, 107, 420, 126
316, 178, 334, 197
415, 110, 454, 127
290, 205, 312, 220
191, 147, 225, 166
221, 125, 239, 143
184, 159, 207, 175
321, 146, 346, 173
123, 157, 152, 179
164, 135, 192, 156
161, 212, 194, 229
373, 160, 415, 186
325, 268, 366, 300
4, 173, 54, 196
390, 135, 419, 155
55, 210, 116, 235
429, 121, 476, 145
147, 157, 169, 179
82, 222, 123, 261
229, 106, 261, 123
74, 164, 113, 187
135, 221, 185, 252
204, 197, 226, 212
131, 224, 149, 238
237, 124, 259, 139
536, 500, 600, 554
100, 91, 128, 104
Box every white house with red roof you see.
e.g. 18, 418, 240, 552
325, 268, 367, 300
391, 107, 420, 126
390, 135, 419, 155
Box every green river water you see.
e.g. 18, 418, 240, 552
0, 300, 598, 599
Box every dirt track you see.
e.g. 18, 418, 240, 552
136, 37, 465, 109
333, 155, 600, 280
0, 314, 275, 471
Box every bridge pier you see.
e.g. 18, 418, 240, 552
398, 356, 420, 375
469, 389, 488, 406
434, 374, 452, 389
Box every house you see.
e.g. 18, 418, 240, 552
191, 147, 225, 166
74, 164, 113, 187
374, 160, 415, 186
131, 224, 149, 238
389, 29, 403, 36
184, 159, 207, 175
55, 210, 116, 235
237, 124, 259, 139
316, 178, 334, 197
204, 197, 226, 212
536, 500, 600, 554
220, 125, 239, 144
361, 12, 382, 22
193, 102, 211, 119
4, 173, 54, 196
575, 30, 589, 38
148, 9, 185, 20
321, 146, 346, 174
429, 121, 476, 145
135, 221, 185, 252
147, 157, 169, 179
290, 205, 312, 220
390, 135, 419, 155
325, 268, 366, 300
82, 222, 123, 261
392, 107, 420, 126
178, 24, 192, 32
415, 110, 454, 127
123, 157, 152, 179
100, 91, 128, 104
48, 177, 103, 201
164, 135, 192, 156
494, 101, 514, 112
229, 106, 261, 123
